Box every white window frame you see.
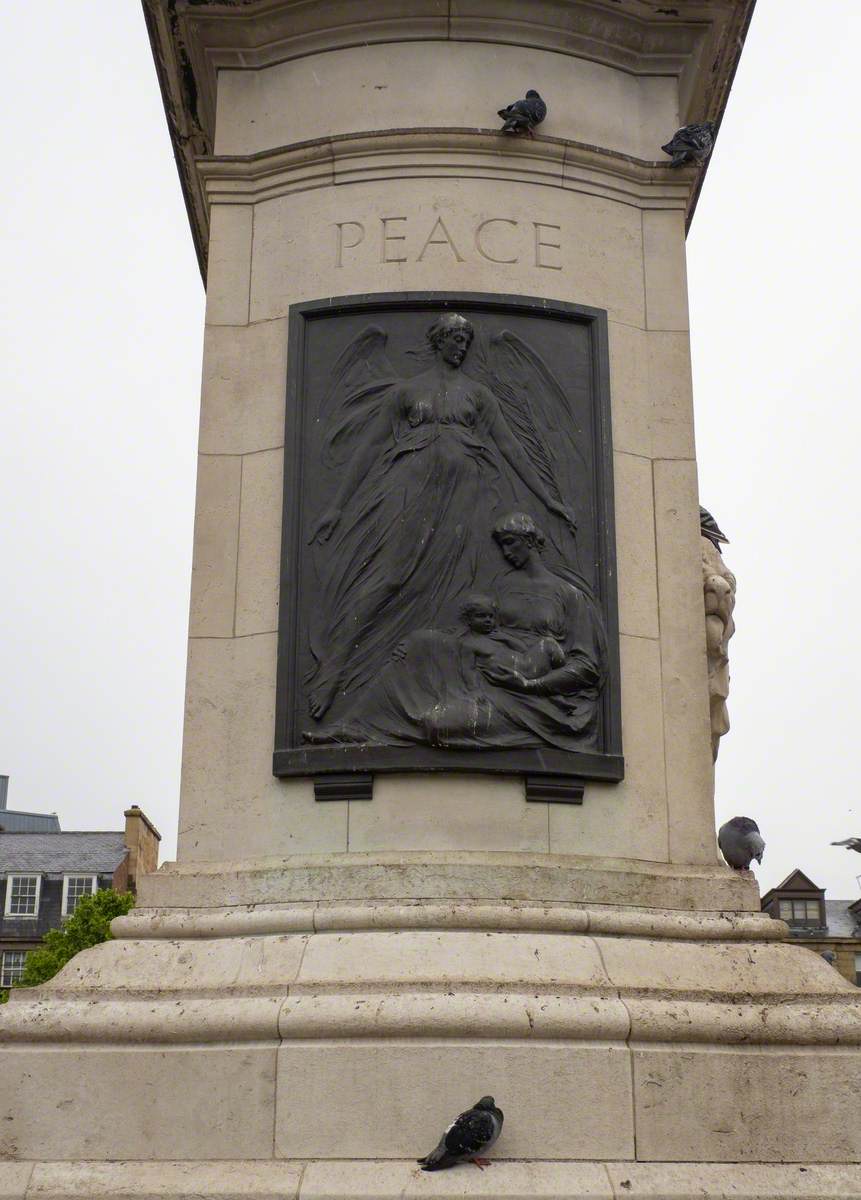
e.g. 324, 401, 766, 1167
1, 949, 29, 987
3, 874, 41, 918
61, 874, 98, 916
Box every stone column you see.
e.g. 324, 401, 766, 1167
173, 8, 717, 870
0, 4, 859, 1198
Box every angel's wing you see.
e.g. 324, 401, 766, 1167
471, 329, 590, 564
475, 329, 589, 495
317, 326, 399, 469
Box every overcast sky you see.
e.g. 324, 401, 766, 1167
2, 2, 860, 899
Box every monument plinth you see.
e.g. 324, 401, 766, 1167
2, 3, 860, 1198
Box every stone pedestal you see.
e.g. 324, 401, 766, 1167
2, 3, 860, 1197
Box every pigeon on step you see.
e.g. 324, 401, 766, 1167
418, 1096, 504, 1171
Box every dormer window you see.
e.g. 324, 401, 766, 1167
779, 899, 822, 927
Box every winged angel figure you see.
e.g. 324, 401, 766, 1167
304, 312, 603, 746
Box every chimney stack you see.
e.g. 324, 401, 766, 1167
123, 806, 161, 892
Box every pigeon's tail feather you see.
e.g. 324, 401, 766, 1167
661, 141, 674, 155
419, 1145, 458, 1171
420, 1156, 459, 1172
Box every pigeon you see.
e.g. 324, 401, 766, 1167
700, 506, 729, 552
718, 816, 765, 870
661, 121, 716, 167
418, 1096, 504, 1171
831, 837, 861, 853
498, 91, 546, 137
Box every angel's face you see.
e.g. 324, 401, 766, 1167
437, 327, 472, 367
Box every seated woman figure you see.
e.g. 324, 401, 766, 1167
303, 514, 607, 752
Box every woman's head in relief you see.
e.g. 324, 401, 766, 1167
426, 313, 474, 368
492, 512, 545, 569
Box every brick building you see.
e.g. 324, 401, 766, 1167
0, 806, 160, 988
762, 868, 861, 987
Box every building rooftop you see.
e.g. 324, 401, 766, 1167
0, 775, 62, 833
0, 810, 61, 834
0, 831, 127, 876
824, 900, 861, 940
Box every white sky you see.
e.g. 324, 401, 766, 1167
1, 2, 860, 900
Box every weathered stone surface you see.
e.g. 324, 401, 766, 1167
137, 853, 760, 912
0, 1165, 32, 1200
206, 205, 253, 326
633, 1047, 861, 1162
15, 1160, 861, 1200
215, 41, 675, 160
188, 454, 242, 638
0, 1046, 276, 1160
275, 1042, 634, 1159
349, 776, 549, 853
199, 319, 288, 456
28, 1161, 303, 1199
552, 636, 668, 863
235, 447, 283, 637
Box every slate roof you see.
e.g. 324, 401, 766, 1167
0, 831, 127, 875
824, 900, 861, 939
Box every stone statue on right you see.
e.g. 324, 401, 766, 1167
700, 506, 736, 761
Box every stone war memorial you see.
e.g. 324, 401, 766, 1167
2, 2, 861, 1198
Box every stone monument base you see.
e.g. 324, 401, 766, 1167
1, 852, 860, 1197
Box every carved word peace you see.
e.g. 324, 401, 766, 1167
334, 216, 562, 270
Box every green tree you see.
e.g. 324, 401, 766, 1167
10, 889, 134, 994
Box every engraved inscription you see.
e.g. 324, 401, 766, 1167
334, 217, 563, 269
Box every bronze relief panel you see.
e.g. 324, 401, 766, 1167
274, 293, 622, 788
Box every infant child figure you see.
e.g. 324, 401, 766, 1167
459, 594, 565, 684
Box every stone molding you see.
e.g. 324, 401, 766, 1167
143, 0, 756, 274
111, 899, 781, 941
5, 989, 861, 1048
2, 876, 857, 1050
134, 851, 760, 911
168, 1, 746, 141
197, 129, 694, 210
4, 936, 860, 1047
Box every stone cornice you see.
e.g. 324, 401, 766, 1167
196, 128, 695, 210
143, 0, 757, 278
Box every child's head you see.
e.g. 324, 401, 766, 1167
460, 593, 497, 634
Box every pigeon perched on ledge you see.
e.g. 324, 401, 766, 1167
831, 837, 861, 853
718, 817, 765, 870
418, 1096, 504, 1170
661, 121, 716, 167
700, 505, 729, 552
498, 90, 546, 136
